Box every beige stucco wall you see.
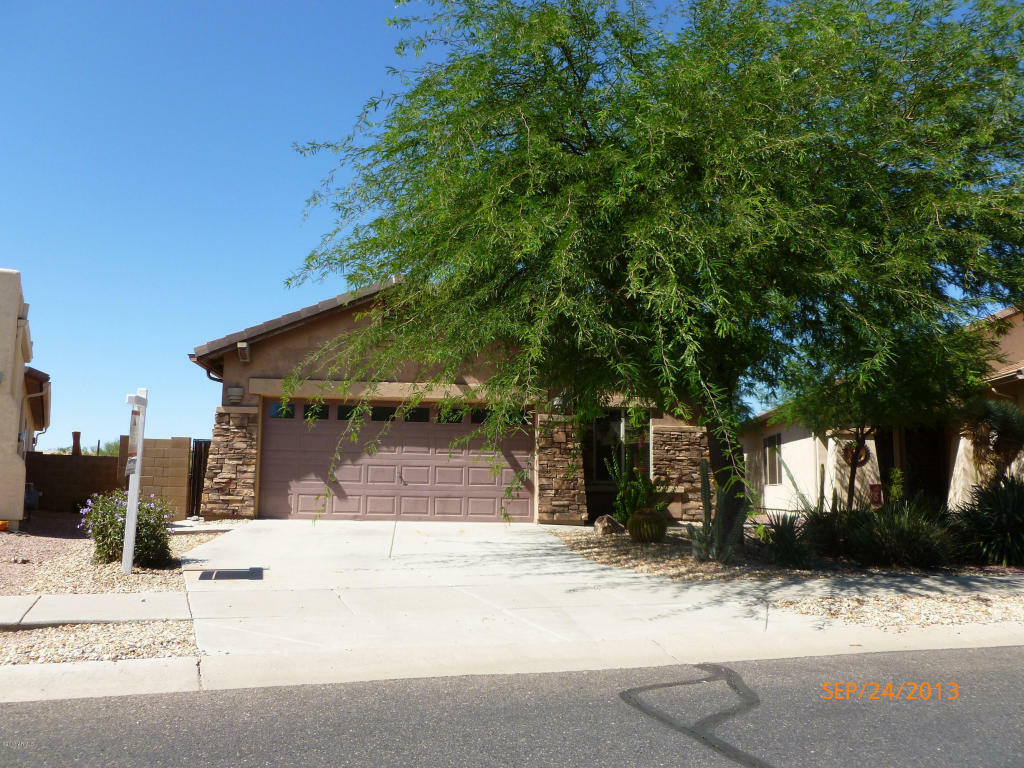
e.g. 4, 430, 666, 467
0, 270, 32, 522
947, 378, 1024, 508
743, 421, 828, 511
215, 307, 498, 407
992, 311, 1024, 372
827, 433, 882, 508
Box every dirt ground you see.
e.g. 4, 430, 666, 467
0, 511, 84, 595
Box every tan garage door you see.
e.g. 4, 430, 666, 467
258, 400, 533, 521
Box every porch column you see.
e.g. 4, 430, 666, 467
651, 424, 709, 522
200, 405, 259, 518
535, 413, 588, 525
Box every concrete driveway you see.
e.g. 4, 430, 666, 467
177, 520, 1024, 693
181, 520, 822, 663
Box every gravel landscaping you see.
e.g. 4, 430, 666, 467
0, 621, 197, 665
1, 512, 242, 595
552, 526, 1024, 629
775, 594, 1024, 631
551, 526, 808, 582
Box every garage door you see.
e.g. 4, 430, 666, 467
258, 400, 534, 521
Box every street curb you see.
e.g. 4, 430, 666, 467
2, 625, 1023, 703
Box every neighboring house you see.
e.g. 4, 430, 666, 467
742, 412, 880, 513
0, 269, 51, 528
190, 283, 709, 524
743, 308, 1024, 513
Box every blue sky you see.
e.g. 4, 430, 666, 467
2, 1, 407, 450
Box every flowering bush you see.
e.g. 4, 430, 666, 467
79, 489, 173, 567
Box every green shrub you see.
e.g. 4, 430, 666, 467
755, 511, 811, 568
605, 450, 669, 526
801, 504, 852, 558
846, 498, 955, 569
801, 498, 955, 569
954, 476, 1024, 567
79, 489, 173, 567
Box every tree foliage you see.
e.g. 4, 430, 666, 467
289, 0, 1024, 532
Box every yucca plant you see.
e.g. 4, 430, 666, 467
755, 511, 811, 568
954, 475, 1024, 567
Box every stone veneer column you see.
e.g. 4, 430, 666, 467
200, 406, 258, 518
535, 414, 587, 525
651, 424, 710, 522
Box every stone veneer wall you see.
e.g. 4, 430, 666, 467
200, 407, 258, 518
535, 414, 587, 525
652, 425, 710, 521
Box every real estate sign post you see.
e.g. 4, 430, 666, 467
122, 388, 148, 574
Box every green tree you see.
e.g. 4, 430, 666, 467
97, 440, 120, 457
289, 0, 1024, 553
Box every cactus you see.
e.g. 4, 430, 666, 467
688, 458, 747, 562
627, 508, 668, 544
699, 458, 713, 532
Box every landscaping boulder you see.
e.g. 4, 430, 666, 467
594, 515, 626, 536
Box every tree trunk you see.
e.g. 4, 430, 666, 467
845, 428, 868, 512
704, 425, 747, 536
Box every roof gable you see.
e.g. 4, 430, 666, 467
189, 280, 393, 375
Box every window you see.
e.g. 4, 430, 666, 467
303, 403, 328, 420
269, 402, 294, 419
584, 409, 650, 482
337, 405, 356, 421
404, 407, 430, 422
470, 409, 491, 424
764, 433, 782, 486
371, 406, 397, 421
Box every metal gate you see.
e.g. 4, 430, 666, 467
187, 439, 211, 517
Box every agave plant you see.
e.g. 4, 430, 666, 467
755, 511, 811, 568
954, 475, 1024, 567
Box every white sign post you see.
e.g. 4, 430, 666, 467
122, 388, 149, 574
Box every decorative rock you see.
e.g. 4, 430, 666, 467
594, 515, 625, 535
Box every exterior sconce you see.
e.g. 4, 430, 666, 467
226, 387, 244, 405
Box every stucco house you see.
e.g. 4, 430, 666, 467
190, 283, 710, 524
1, 269, 51, 528
742, 307, 1024, 513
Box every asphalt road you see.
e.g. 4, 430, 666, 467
2, 646, 1023, 768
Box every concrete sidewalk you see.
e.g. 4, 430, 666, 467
2, 520, 1023, 702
